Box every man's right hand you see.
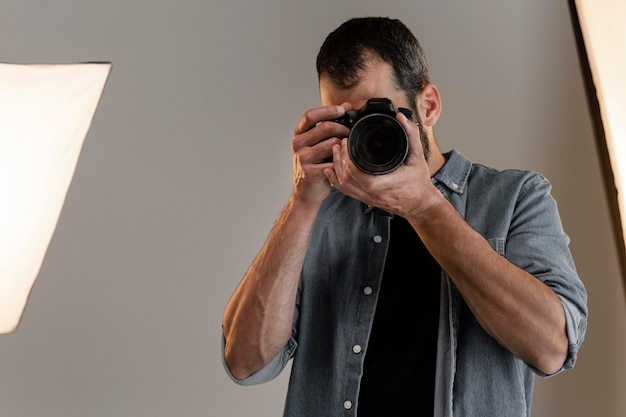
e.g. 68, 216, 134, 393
292, 104, 351, 204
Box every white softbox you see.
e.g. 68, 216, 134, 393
0, 62, 111, 334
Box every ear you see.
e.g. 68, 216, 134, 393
416, 83, 442, 127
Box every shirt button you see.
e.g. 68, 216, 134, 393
344, 400, 353, 410
352, 344, 362, 354
373, 235, 383, 243
363, 286, 373, 295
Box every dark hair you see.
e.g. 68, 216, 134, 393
316, 17, 430, 112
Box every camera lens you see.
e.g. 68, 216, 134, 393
348, 114, 409, 175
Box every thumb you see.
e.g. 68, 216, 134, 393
397, 112, 426, 165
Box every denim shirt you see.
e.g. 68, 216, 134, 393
223, 149, 588, 417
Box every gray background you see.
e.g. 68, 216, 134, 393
1, 0, 625, 416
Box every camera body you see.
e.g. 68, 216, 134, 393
333, 98, 413, 175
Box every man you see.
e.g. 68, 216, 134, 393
222, 17, 587, 417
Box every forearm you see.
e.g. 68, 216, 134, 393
222, 196, 321, 380
408, 191, 568, 375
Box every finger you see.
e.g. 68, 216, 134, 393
323, 166, 338, 187
294, 105, 345, 136
293, 106, 344, 159
313, 137, 342, 164
332, 138, 376, 202
396, 111, 418, 136
339, 102, 355, 112
323, 142, 344, 187
339, 137, 361, 181
396, 112, 424, 162
334, 138, 366, 193
329, 142, 343, 180
293, 117, 349, 154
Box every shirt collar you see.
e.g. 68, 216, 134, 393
432, 149, 472, 195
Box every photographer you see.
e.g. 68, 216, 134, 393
222, 17, 587, 417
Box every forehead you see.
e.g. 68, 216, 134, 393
319, 60, 410, 110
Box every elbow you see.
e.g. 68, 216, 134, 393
223, 337, 256, 381
540, 348, 568, 376
533, 333, 569, 376
532, 301, 571, 375
537, 356, 565, 376
222, 318, 253, 380
225, 356, 253, 381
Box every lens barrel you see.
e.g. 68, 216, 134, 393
348, 113, 409, 175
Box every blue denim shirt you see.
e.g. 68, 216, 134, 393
223, 150, 588, 417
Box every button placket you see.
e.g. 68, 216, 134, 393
339, 220, 386, 415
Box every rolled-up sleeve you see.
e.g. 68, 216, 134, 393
221, 333, 298, 386
506, 173, 588, 376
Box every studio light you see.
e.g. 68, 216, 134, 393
572, 0, 626, 285
0, 62, 111, 334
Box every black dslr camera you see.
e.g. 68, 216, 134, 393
333, 98, 413, 175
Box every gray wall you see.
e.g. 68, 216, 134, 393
1, 1, 624, 416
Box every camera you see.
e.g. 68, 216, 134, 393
332, 98, 413, 175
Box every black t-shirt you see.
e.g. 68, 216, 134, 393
357, 216, 441, 416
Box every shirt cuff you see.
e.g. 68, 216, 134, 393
221, 333, 298, 386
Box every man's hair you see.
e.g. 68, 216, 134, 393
316, 17, 430, 111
